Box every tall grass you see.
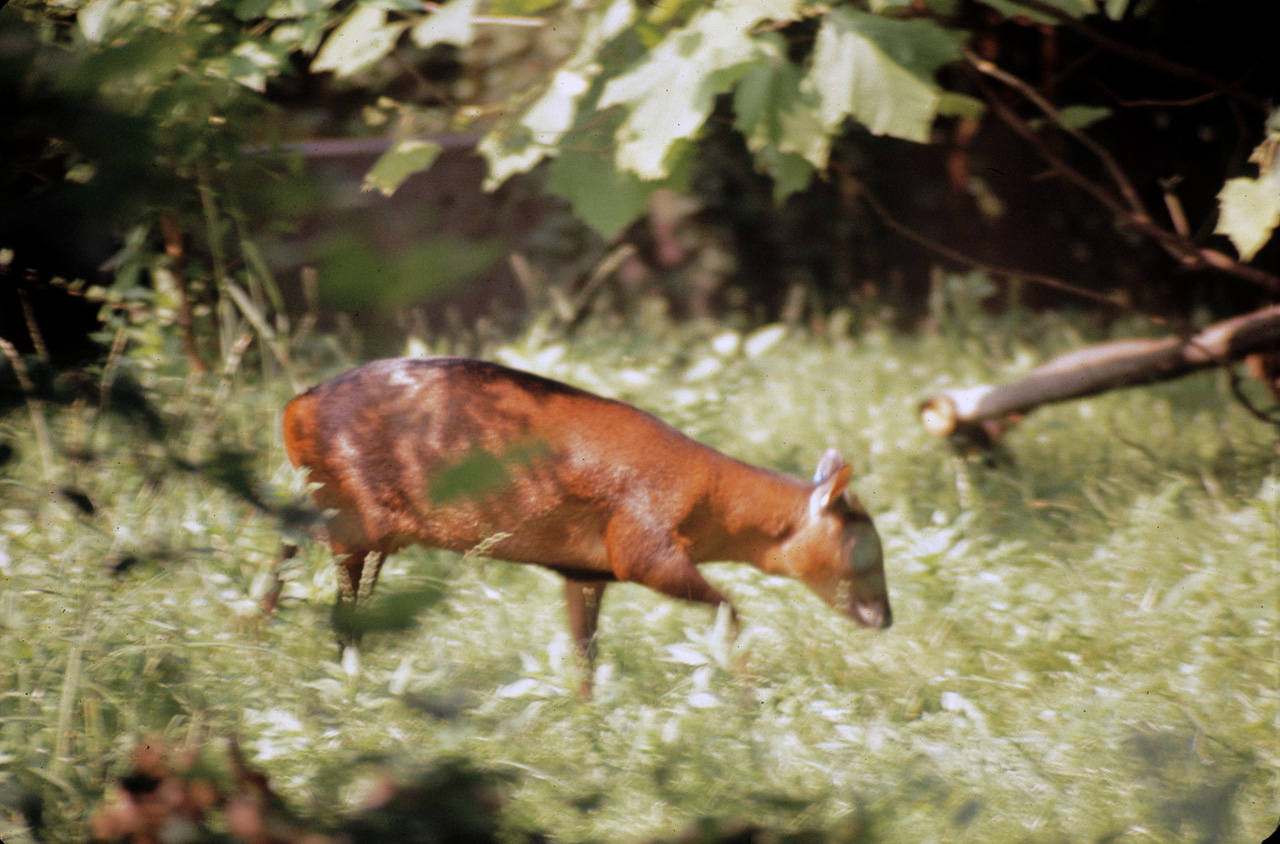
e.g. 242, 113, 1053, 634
1, 309, 1276, 843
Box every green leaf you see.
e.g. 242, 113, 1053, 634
263, 0, 339, 19
1103, 0, 1130, 19
801, 8, 963, 144
871, 0, 959, 9
363, 139, 444, 196
545, 147, 660, 239
411, 0, 479, 49
478, 0, 636, 188
315, 233, 504, 310
1215, 173, 1280, 262
753, 146, 817, 204
224, 39, 289, 92
1029, 104, 1110, 130
977, 0, 1095, 22
311, 5, 407, 77
1060, 104, 1111, 128
936, 91, 986, 118
478, 120, 545, 190
490, 0, 560, 14
734, 39, 830, 168
598, 0, 801, 179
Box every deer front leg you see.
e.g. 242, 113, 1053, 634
605, 515, 741, 630
564, 578, 609, 700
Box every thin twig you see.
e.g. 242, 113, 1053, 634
197, 160, 238, 361
964, 46, 1148, 220
160, 213, 209, 373
1092, 81, 1224, 110
1002, 0, 1270, 115
0, 337, 55, 487
964, 62, 1280, 293
17, 288, 49, 360
1226, 364, 1280, 429
81, 321, 130, 457
565, 244, 639, 333
853, 184, 1166, 325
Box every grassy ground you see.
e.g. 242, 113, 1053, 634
1, 309, 1277, 843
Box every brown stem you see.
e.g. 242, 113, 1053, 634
0, 337, 54, 486
1003, 0, 1270, 114
160, 214, 209, 373
964, 47, 1148, 219
16, 287, 49, 360
854, 180, 1166, 325
965, 61, 1280, 293
920, 303, 1280, 439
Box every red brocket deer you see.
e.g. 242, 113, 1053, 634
282, 357, 890, 696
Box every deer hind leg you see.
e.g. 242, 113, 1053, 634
564, 578, 608, 700
333, 549, 388, 661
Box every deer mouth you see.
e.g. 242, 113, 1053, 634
850, 597, 892, 629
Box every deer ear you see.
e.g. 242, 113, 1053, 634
810, 462, 853, 520
813, 448, 846, 484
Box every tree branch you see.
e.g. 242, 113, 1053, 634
1002, 0, 1271, 114
964, 47, 1148, 219
963, 56, 1280, 294
920, 303, 1280, 440
854, 184, 1166, 324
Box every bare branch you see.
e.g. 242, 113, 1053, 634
854, 184, 1166, 324
920, 304, 1280, 439
964, 47, 1149, 220
1002, 0, 1271, 114
962, 59, 1280, 293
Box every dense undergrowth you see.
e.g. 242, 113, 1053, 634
1, 308, 1277, 843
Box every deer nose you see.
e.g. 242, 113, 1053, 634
852, 597, 892, 629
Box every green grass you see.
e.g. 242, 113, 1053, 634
1, 311, 1277, 843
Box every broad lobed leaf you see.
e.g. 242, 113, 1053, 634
1215, 173, 1280, 262
311, 3, 407, 76
478, 0, 637, 188
411, 0, 479, 49
597, 0, 797, 180
801, 7, 963, 145
363, 139, 445, 197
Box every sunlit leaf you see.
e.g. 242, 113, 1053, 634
977, 0, 1095, 21
411, 0, 479, 49
1215, 173, 1280, 261
78, 0, 123, 44
598, 0, 801, 179
801, 7, 963, 144
225, 39, 288, 91
363, 139, 444, 196
1104, 0, 1130, 19
478, 0, 636, 188
311, 4, 407, 77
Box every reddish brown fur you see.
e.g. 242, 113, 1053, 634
283, 357, 890, 694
